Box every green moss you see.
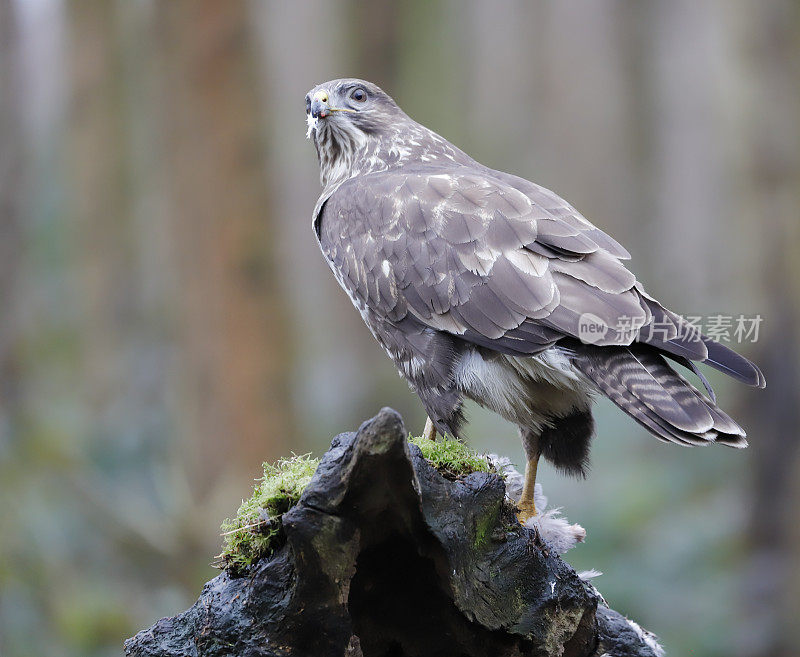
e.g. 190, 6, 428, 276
409, 434, 492, 479
218, 454, 318, 572
473, 502, 500, 549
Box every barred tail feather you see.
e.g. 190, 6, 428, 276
574, 345, 748, 448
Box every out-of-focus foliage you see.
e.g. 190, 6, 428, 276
1, 2, 798, 657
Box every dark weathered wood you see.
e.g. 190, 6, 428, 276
125, 409, 661, 657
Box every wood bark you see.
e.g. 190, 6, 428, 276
126, 409, 662, 657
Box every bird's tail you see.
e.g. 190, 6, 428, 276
633, 288, 766, 389
573, 344, 748, 447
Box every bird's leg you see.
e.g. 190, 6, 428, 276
517, 455, 540, 523
422, 416, 437, 441
517, 431, 540, 524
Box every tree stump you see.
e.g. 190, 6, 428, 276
125, 408, 662, 657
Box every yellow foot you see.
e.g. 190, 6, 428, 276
516, 502, 537, 525
422, 416, 437, 441
517, 449, 540, 525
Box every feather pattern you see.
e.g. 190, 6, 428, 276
573, 344, 747, 448
307, 77, 764, 460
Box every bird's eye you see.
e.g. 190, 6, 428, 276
350, 88, 367, 103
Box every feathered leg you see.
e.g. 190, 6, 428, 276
418, 385, 464, 441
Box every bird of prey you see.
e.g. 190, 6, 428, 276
304, 78, 765, 523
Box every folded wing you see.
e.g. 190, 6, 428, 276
318, 167, 765, 389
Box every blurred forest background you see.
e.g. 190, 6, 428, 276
1, 1, 798, 656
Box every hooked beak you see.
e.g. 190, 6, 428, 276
311, 90, 330, 119
310, 89, 356, 119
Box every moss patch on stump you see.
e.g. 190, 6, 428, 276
218, 454, 319, 572
409, 434, 493, 479
218, 436, 495, 572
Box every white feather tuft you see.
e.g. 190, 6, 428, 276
306, 113, 317, 139
626, 618, 666, 657
524, 504, 586, 555
487, 454, 586, 555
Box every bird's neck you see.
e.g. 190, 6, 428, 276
316, 119, 472, 192
315, 121, 372, 190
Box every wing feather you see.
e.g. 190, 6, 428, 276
316, 166, 764, 389
319, 168, 647, 349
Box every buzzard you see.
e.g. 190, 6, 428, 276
305, 78, 765, 522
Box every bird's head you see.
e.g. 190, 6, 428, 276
305, 78, 405, 187
305, 78, 399, 140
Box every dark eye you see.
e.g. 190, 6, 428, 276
350, 88, 367, 103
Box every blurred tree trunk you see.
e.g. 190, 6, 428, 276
66, 0, 136, 442
646, 0, 724, 306
155, 0, 292, 490
0, 0, 24, 446
347, 0, 402, 86
737, 2, 800, 656
251, 1, 427, 442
